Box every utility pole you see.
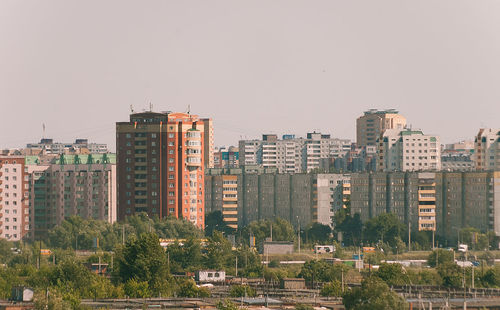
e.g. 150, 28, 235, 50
432, 229, 435, 250
408, 221, 411, 252
235, 256, 238, 277
297, 217, 301, 253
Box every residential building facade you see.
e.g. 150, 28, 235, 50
474, 128, 500, 170
377, 129, 441, 172
356, 109, 406, 147
239, 133, 351, 173
0, 156, 30, 241
26, 154, 116, 240
116, 111, 207, 228
350, 171, 500, 245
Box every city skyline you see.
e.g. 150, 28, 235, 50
1, 0, 500, 150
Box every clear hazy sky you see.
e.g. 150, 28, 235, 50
1, 0, 499, 151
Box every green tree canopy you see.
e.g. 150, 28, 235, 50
205, 211, 234, 236
427, 249, 454, 267
306, 223, 332, 244
375, 263, 409, 286
342, 276, 408, 310
242, 218, 295, 247
115, 232, 170, 295
363, 213, 405, 247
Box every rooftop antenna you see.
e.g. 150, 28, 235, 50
42, 123, 46, 139
130, 105, 134, 113
187, 104, 191, 115
149, 102, 153, 112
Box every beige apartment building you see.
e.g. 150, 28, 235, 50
475, 128, 500, 170
377, 129, 441, 172
356, 109, 406, 147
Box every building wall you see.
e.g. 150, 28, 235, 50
315, 174, 351, 227
377, 129, 441, 172
0, 157, 29, 241
116, 112, 206, 228
351, 171, 500, 245
205, 169, 317, 229
475, 129, 500, 170
356, 109, 406, 148
239, 134, 350, 173
27, 157, 116, 241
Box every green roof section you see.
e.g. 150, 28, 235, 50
400, 130, 424, 136
25, 155, 41, 165
27, 153, 116, 165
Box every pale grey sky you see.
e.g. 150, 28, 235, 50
1, 0, 499, 151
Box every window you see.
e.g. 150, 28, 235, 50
152, 133, 157, 138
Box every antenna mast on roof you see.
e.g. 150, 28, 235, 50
187, 105, 191, 115
149, 102, 153, 112
42, 123, 46, 139
130, 105, 134, 113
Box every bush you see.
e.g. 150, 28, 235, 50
320, 280, 342, 297
229, 284, 256, 297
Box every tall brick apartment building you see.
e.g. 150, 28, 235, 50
116, 111, 210, 229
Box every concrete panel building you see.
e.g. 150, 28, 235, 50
351, 171, 500, 245
475, 129, 500, 170
356, 109, 406, 148
239, 133, 350, 173
377, 129, 441, 172
314, 174, 351, 227
205, 169, 351, 229
116, 111, 209, 228
0, 156, 30, 241
26, 154, 116, 240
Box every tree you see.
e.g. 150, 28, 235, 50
335, 214, 362, 246
437, 262, 462, 288
205, 231, 233, 270
375, 263, 408, 286
205, 211, 234, 236
342, 276, 407, 310
116, 232, 170, 295
0, 239, 14, 264
306, 223, 332, 244
299, 260, 331, 283
216, 299, 239, 310
33, 289, 70, 310
295, 304, 314, 310
320, 280, 342, 297
234, 246, 263, 277
427, 249, 454, 267
363, 213, 405, 247
124, 278, 151, 298
177, 279, 210, 298
229, 285, 256, 297
242, 218, 295, 247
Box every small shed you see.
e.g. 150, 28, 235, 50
11, 286, 34, 302
280, 278, 306, 290
195, 270, 226, 283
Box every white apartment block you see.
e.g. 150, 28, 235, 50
239, 133, 351, 173
475, 129, 500, 170
0, 157, 30, 241
377, 129, 441, 172
314, 174, 351, 227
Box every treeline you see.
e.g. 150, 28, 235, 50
334, 204, 499, 251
